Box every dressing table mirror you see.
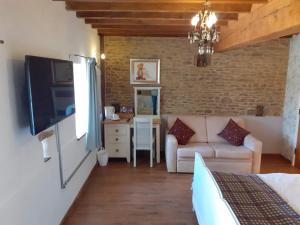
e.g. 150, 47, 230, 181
134, 87, 161, 117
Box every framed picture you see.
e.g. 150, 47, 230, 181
130, 59, 160, 84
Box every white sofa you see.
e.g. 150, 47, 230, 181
165, 116, 262, 173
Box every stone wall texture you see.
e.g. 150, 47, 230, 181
282, 34, 300, 160
104, 37, 289, 116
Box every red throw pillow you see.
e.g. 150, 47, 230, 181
218, 119, 250, 146
168, 118, 195, 145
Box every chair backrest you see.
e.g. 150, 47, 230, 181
134, 117, 153, 150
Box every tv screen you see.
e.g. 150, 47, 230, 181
26, 55, 75, 135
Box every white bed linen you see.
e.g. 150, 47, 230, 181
258, 173, 300, 215
193, 153, 240, 225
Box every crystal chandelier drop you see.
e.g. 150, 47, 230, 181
188, 0, 220, 67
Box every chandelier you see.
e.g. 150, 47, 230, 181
188, 0, 220, 67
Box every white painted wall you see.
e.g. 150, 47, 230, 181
242, 116, 283, 154
0, 1, 99, 225
282, 34, 300, 161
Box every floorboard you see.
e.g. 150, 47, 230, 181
261, 154, 300, 174
62, 154, 300, 225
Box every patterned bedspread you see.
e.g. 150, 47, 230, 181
212, 172, 300, 225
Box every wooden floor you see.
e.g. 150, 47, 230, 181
62, 154, 300, 225
260, 154, 300, 174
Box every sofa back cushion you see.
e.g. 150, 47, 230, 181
167, 115, 207, 143
206, 116, 246, 143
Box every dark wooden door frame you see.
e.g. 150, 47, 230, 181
99, 34, 105, 107
99, 34, 106, 146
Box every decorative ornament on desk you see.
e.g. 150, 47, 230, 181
120, 106, 133, 113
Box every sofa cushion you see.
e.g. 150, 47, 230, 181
168, 118, 195, 145
210, 143, 252, 160
206, 116, 246, 143
218, 119, 250, 146
177, 143, 214, 159
167, 115, 207, 143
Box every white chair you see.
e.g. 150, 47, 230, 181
133, 117, 154, 167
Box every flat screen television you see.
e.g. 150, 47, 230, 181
25, 55, 75, 135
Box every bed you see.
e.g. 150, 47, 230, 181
192, 153, 300, 225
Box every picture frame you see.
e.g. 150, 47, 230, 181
130, 59, 160, 85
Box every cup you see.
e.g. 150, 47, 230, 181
112, 113, 119, 120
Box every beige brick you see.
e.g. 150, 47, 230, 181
104, 37, 289, 116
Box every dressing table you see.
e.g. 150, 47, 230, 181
103, 87, 161, 164
103, 114, 161, 163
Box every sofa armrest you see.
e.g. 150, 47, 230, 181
165, 134, 178, 172
243, 134, 262, 173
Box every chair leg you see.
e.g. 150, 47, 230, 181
134, 147, 136, 167
150, 147, 153, 168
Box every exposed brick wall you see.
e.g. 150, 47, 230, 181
104, 37, 289, 116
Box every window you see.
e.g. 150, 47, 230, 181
73, 59, 88, 139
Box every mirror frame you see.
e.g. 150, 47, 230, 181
134, 86, 161, 118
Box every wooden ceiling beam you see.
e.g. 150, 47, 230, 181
55, 0, 273, 37
97, 30, 188, 37
64, 0, 267, 3
66, 1, 252, 13
94, 25, 196, 30
97, 28, 190, 32
76, 11, 239, 20
216, 0, 300, 51
98, 33, 188, 37
93, 24, 221, 30
87, 18, 228, 26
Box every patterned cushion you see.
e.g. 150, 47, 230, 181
168, 118, 195, 145
218, 119, 250, 146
